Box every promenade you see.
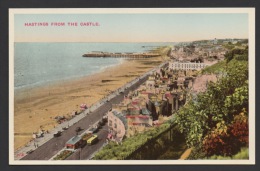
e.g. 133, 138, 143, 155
15, 62, 167, 160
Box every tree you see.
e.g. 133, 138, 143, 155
224, 48, 248, 63
229, 111, 248, 146
174, 57, 249, 158
203, 111, 248, 157
236, 41, 242, 46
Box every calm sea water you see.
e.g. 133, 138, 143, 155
14, 42, 173, 89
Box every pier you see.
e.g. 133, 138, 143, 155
82, 51, 160, 59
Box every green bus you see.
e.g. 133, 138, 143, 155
87, 134, 98, 145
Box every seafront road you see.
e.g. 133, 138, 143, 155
65, 125, 109, 160
20, 64, 163, 160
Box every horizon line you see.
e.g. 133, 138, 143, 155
14, 38, 248, 44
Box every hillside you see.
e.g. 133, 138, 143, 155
175, 47, 249, 159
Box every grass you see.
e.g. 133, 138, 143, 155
201, 60, 226, 74
201, 59, 248, 75
208, 147, 249, 160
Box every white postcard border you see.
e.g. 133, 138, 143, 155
9, 8, 255, 165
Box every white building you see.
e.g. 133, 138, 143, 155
213, 38, 218, 45
107, 110, 127, 141
178, 47, 184, 52
169, 62, 208, 71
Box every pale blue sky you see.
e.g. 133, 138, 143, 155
14, 13, 248, 42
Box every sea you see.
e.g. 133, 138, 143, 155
14, 42, 174, 90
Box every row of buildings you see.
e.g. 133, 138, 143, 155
171, 39, 228, 62
107, 61, 203, 142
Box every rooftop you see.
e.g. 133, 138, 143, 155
112, 110, 128, 130
141, 108, 151, 115
66, 135, 82, 145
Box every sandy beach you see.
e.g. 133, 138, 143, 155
14, 56, 166, 150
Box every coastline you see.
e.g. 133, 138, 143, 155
14, 56, 165, 150
14, 58, 124, 92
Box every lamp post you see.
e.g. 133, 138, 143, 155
79, 148, 82, 160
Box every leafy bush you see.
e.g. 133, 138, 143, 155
222, 44, 235, 50
224, 48, 248, 63
53, 150, 73, 160
175, 56, 249, 158
187, 146, 207, 160
234, 54, 248, 61
232, 147, 249, 159
208, 147, 249, 160
93, 123, 171, 160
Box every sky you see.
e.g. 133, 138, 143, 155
14, 13, 248, 42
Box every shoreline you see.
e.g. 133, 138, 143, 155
15, 61, 165, 160
14, 58, 124, 93
14, 56, 165, 150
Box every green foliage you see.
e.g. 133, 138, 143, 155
236, 41, 242, 46
203, 121, 238, 157
234, 54, 248, 61
53, 150, 73, 160
224, 48, 248, 63
223, 44, 235, 50
187, 146, 207, 160
175, 57, 249, 158
202, 60, 226, 74
93, 123, 172, 160
94, 47, 249, 160
93, 124, 187, 160
223, 84, 248, 116
208, 147, 249, 160
157, 140, 186, 159
232, 147, 249, 159
199, 110, 248, 157
240, 39, 248, 44
225, 51, 234, 63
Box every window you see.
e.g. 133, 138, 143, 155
109, 120, 112, 127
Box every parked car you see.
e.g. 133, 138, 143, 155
62, 126, 68, 130
53, 131, 62, 137
97, 121, 103, 127
102, 116, 108, 123
99, 117, 107, 126
87, 127, 98, 134
75, 127, 82, 132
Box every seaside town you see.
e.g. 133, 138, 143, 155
14, 38, 249, 161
